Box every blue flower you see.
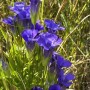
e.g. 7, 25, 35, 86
21, 29, 38, 50
9, 2, 30, 21
37, 32, 62, 50
53, 52, 71, 68
30, 0, 41, 24
16, 5, 30, 20
30, 0, 40, 14
58, 69, 75, 88
3, 1, 44, 30
9, 2, 27, 14
49, 84, 61, 90
3, 1, 44, 31
2, 16, 17, 31
48, 52, 71, 74
31, 86, 43, 90
3, 16, 15, 25
44, 19, 65, 33
16, 10, 30, 20
37, 32, 62, 57
3, 2, 31, 29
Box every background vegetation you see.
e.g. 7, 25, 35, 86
0, 0, 90, 90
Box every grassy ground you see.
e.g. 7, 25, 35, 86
0, 0, 90, 90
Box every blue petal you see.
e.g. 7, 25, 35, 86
63, 60, 72, 67
37, 33, 52, 50
58, 71, 74, 87
49, 84, 61, 90
37, 34, 46, 47
53, 53, 71, 68
62, 82, 72, 87
44, 19, 65, 32
14, 2, 25, 8
56, 55, 65, 68
44, 19, 58, 30
17, 11, 27, 19
44, 32, 62, 47
46, 33, 57, 41
25, 5, 31, 12
9, 2, 25, 14
30, 0, 40, 13
21, 29, 38, 42
3, 16, 14, 25
52, 38, 62, 47
37, 32, 61, 50
35, 22, 44, 31
21, 30, 31, 41
58, 69, 64, 79
65, 73, 75, 81
9, 2, 30, 21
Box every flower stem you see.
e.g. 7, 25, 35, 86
41, 0, 44, 23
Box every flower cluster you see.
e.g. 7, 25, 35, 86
48, 52, 74, 89
3, 0, 74, 90
3, 2, 30, 28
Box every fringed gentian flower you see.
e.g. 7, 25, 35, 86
30, 0, 41, 24
44, 19, 65, 33
3, 1, 44, 30
48, 52, 74, 88
48, 52, 71, 73
3, 16, 15, 25
9, 2, 26, 14
53, 52, 71, 68
49, 84, 61, 90
21, 29, 38, 50
9, 2, 30, 19
9, 2, 30, 20
31, 86, 43, 90
58, 69, 75, 88
37, 32, 62, 57
3, 3, 31, 30
2, 16, 17, 32
9, 2, 31, 29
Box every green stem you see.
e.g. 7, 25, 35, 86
2, 79, 9, 90
41, 0, 44, 23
